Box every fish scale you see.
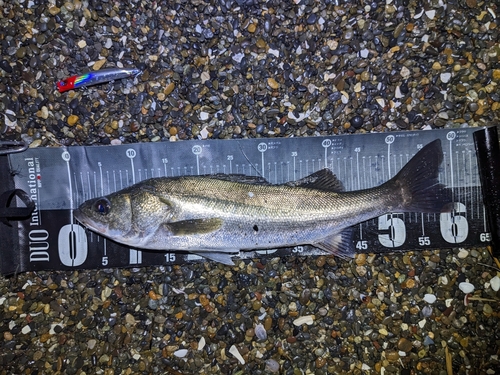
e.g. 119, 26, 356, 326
0, 127, 497, 274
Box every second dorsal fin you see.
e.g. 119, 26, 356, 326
285, 168, 344, 192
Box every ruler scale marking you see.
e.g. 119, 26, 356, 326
2, 128, 494, 273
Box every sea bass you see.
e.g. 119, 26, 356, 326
74, 139, 448, 265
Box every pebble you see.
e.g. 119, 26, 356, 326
265, 359, 280, 373
67, 115, 79, 126
459, 282, 475, 294
482, 304, 493, 315
397, 338, 413, 352
228, 345, 245, 365
254, 323, 267, 341
173, 349, 188, 358
39, 106, 49, 119
432, 62, 442, 70
164, 82, 175, 96
293, 315, 315, 326
0, 60, 12, 73
490, 276, 500, 292
440, 72, 451, 83
423, 294, 437, 304
350, 115, 363, 129
93, 59, 107, 70
267, 78, 279, 90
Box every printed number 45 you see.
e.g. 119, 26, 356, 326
356, 241, 368, 250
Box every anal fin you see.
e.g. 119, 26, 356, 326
314, 227, 356, 259
191, 251, 236, 266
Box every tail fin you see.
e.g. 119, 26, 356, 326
389, 139, 450, 213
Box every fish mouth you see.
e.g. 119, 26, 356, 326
73, 209, 106, 233
73, 208, 134, 245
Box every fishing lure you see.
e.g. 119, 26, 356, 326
56, 67, 142, 93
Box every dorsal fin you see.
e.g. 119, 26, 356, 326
285, 169, 344, 192
204, 174, 271, 185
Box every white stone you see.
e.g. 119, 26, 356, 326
199, 112, 209, 121
400, 66, 411, 79
104, 38, 113, 49
200, 126, 209, 139
229, 345, 245, 364
232, 52, 244, 63
174, 349, 188, 358
440, 72, 451, 83
268, 48, 280, 58
198, 337, 206, 351
425, 10, 436, 20
341, 91, 349, 104
359, 48, 369, 58
22, 325, 31, 334
490, 276, 500, 292
457, 248, 469, 259
423, 294, 436, 304
459, 282, 475, 294
395, 85, 404, 99
293, 315, 315, 326
200, 71, 210, 84
307, 83, 317, 94
376, 98, 386, 108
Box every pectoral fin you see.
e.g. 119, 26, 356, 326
168, 218, 223, 236
314, 227, 355, 259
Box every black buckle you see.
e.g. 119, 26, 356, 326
0, 189, 35, 226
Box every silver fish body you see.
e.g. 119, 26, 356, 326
74, 139, 448, 265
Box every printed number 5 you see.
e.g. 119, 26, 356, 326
378, 214, 406, 248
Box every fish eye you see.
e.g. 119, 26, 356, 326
93, 198, 111, 215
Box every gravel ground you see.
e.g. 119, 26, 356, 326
1, 0, 500, 374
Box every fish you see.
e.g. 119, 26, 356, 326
74, 139, 448, 265
56, 67, 141, 93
